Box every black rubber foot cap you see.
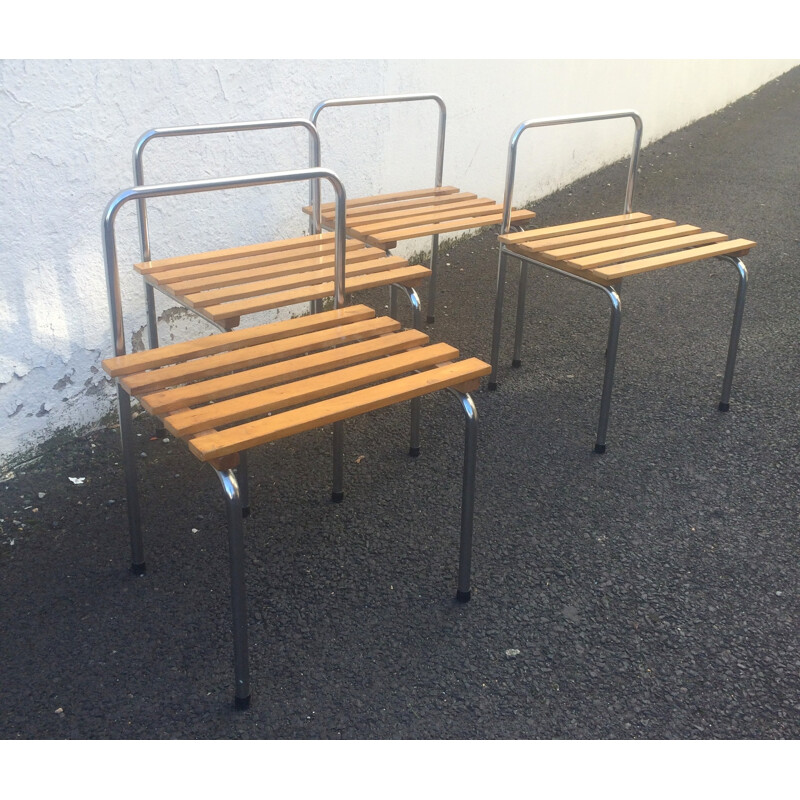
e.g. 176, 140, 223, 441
131, 562, 146, 576
242, 507, 251, 519
719, 402, 730, 412
488, 381, 498, 391
426, 316, 435, 324
409, 446, 421, 458
331, 491, 344, 503
234, 695, 251, 711
511, 359, 522, 368
456, 589, 471, 603
594, 443, 606, 455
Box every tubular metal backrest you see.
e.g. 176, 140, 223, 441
102, 168, 347, 359
500, 110, 644, 234
308, 93, 447, 222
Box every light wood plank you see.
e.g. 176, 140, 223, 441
188, 358, 492, 460
183, 256, 409, 308
566, 231, 730, 270
360, 209, 535, 247
141, 329, 430, 415
162, 244, 381, 295
521, 219, 682, 256
334, 196, 494, 228
140, 239, 370, 284
304, 186, 462, 215
120, 316, 401, 395
499, 213, 654, 245
201, 264, 432, 321
329, 191, 481, 221
136, 232, 337, 274
165, 343, 460, 436
102, 304, 375, 378
351, 200, 509, 236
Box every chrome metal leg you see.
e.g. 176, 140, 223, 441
595, 284, 622, 454
117, 386, 145, 574
448, 389, 479, 602
718, 256, 749, 412
488, 248, 510, 390
145, 282, 159, 350
332, 420, 344, 502
426, 233, 440, 324
215, 468, 251, 710
144, 282, 168, 437
512, 260, 529, 368
391, 285, 423, 456
237, 450, 250, 518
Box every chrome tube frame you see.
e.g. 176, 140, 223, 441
499, 110, 643, 236
490, 111, 643, 449
216, 467, 251, 709
132, 119, 322, 348
309, 93, 447, 323
447, 389, 479, 602
718, 256, 749, 412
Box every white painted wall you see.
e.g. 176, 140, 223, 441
1, 59, 796, 466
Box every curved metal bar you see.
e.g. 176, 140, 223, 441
718, 255, 749, 411
133, 119, 322, 349
500, 109, 644, 233
446, 389, 479, 602
215, 468, 251, 709
387, 283, 424, 455
102, 167, 347, 359
133, 118, 322, 254
308, 93, 447, 231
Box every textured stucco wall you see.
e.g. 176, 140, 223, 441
1, 59, 796, 467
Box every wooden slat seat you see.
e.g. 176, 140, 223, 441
102, 304, 490, 468
136, 233, 430, 330
501, 213, 755, 286
303, 186, 536, 250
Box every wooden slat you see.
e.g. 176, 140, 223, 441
528, 220, 686, 258
120, 317, 401, 395
136, 232, 337, 274
330, 191, 481, 221
566, 231, 730, 270
165, 343, 460, 437
335, 196, 493, 228
183, 256, 409, 308
141, 329, 430, 415
499, 213, 653, 245
360, 209, 535, 247
141, 239, 370, 284
188, 358, 492, 460
351, 200, 510, 236
590, 238, 756, 280
201, 264, 432, 322
102, 304, 375, 378
162, 244, 380, 295
303, 186, 462, 215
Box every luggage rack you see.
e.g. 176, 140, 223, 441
489, 110, 753, 453
303, 93, 536, 323
101, 167, 490, 709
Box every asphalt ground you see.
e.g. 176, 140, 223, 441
1, 67, 799, 742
